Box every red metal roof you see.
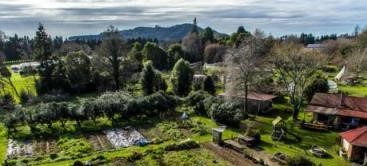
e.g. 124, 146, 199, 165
340, 126, 367, 147
219, 92, 277, 101
306, 93, 367, 119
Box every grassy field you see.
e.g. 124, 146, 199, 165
339, 85, 367, 97
0, 124, 7, 164
252, 109, 349, 166
3, 69, 37, 103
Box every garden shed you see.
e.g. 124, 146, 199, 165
339, 126, 367, 162
218, 92, 277, 114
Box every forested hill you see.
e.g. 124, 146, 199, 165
68, 23, 226, 42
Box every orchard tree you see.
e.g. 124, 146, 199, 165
99, 25, 128, 90
170, 58, 193, 96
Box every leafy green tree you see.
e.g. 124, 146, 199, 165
167, 44, 185, 69
99, 25, 128, 90
124, 42, 144, 74
237, 26, 246, 34
231, 26, 252, 47
202, 27, 214, 43
143, 42, 168, 70
210, 101, 244, 126
64, 51, 92, 93
203, 75, 216, 94
304, 75, 329, 102
170, 59, 193, 96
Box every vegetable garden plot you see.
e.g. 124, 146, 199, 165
7, 139, 33, 158
33, 139, 59, 155
86, 134, 113, 151
103, 127, 148, 148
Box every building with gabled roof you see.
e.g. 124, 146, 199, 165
305, 93, 367, 128
339, 126, 367, 162
218, 92, 277, 114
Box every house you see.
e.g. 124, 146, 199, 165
305, 44, 324, 50
305, 93, 367, 129
339, 126, 367, 162
218, 92, 277, 113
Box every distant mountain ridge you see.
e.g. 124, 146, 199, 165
68, 23, 226, 42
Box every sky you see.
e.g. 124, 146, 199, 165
0, 0, 366, 38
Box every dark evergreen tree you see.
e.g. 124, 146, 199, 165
203, 75, 215, 94
143, 42, 168, 70
141, 61, 156, 95
202, 27, 214, 43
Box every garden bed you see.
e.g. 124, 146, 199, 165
103, 127, 148, 148
7, 139, 33, 158
33, 139, 59, 155
86, 133, 113, 151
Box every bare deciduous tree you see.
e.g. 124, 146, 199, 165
347, 47, 367, 78
271, 42, 325, 120
225, 38, 266, 115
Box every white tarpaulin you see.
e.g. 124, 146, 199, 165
335, 65, 346, 81
103, 127, 147, 148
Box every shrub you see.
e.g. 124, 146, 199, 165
210, 101, 244, 126
127, 152, 143, 162
321, 65, 338, 73
286, 155, 315, 166
203, 76, 216, 95
304, 76, 329, 102
186, 90, 211, 116
73, 160, 84, 166
50, 153, 58, 160
0, 93, 15, 109
164, 139, 200, 151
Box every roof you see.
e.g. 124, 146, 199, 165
340, 126, 367, 147
306, 44, 323, 48
219, 92, 277, 101
306, 93, 367, 119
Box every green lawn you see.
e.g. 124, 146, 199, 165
247, 104, 349, 166
3, 70, 37, 103
339, 85, 367, 97
0, 124, 7, 164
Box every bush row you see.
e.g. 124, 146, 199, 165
4, 91, 177, 133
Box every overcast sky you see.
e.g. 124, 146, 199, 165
0, 0, 366, 38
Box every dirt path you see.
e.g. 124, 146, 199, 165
203, 142, 259, 166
